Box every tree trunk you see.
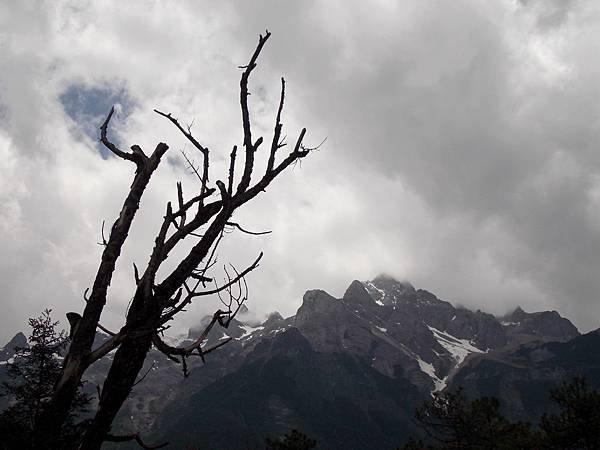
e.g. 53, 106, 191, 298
38, 144, 167, 446
39, 33, 311, 447
78, 331, 154, 450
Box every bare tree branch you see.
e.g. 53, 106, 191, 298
236, 128, 308, 205
100, 106, 143, 164
160, 251, 260, 324
133, 262, 141, 286
267, 77, 286, 173
104, 433, 168, 449
237, 30, 272, 194
88, 331, 126, 364
179, 149, 203, 183
132, 360, 156, 387
97, 220, 108, 247
96, 323, 116, 337
45, 32, 317, 450
153, 110, 208, 155
228, 145, 237, 195
154, 110, 210, 202
187, 252, 262, 299
226, 221, 272, 235
201, 338, 232, 356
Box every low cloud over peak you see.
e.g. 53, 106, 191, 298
1, 1, 599, 341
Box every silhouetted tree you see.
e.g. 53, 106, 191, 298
0, 309, 90, 450
540, 377, 600, 449
38, 31, 317, 450
266, 429, 317, 450
408, 388, 535, 449
405, 378, 600, 449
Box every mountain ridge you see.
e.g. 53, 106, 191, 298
0, 275, 590, 448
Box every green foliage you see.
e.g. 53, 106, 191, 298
0, 309, 90, 449
265, 429, 317, 450
539, 377, 600, 449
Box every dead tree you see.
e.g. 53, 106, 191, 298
37, 31, 314, 450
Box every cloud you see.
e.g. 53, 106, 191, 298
1, 0, 600, 342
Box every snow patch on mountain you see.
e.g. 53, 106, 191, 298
414, 325, 484, 393
237, 324, 265, 340
416, 357, 447, 392
364, 281, 386, 305
269, 325, 291, 336
160, 333, 190, 348
426, 325, 484, 365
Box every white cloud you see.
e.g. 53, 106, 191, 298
1, 1, 600, 342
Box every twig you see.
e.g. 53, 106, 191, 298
226, 221, 272, 236
100, 106, 141, 164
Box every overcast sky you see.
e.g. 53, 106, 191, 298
1, 0, 600, 342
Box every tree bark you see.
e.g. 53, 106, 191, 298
78, 330, 154, 450
36, 144, 168, 449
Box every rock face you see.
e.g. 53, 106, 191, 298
292, 276, 579, 397
449, 328, 600, 422
0, 332, 28, 410
0, 276, 589, 449
0, 332, 27, 361
144, 276, 586, 448
500, 306, 580, 345
157, 327, 422, 450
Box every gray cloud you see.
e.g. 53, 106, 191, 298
1, 1, 600, 342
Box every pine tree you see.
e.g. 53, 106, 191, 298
408, 388, 536, 449
265, 429, 317, 450
0, 309, 90, 449
540, 377, 600, 449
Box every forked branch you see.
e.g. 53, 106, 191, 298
160, 252, 262, 324
154, 109, 210, 201
100, 106, 145, 164
237, 30, 272, 194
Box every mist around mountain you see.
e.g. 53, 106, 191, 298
0, 275, 595, 449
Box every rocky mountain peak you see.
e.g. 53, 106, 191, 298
266, 311, 283, 321
237, 304, 250, 316
363, 275, 416, 306
343, 280, 375, 306
508, 306, 526, 319
0, 332, 28, 361
294, 289, 342, 327
500, 306, 579, 343
300, 289, 338, 309
264, 311, 284, 327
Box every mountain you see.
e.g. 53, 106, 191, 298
449, 328, 600, 422
0, 332, 27, 362
499, 305, 579, 345
0, 276, 593, 448
147, 276, 588, 448
0, 332, 28, 409
157, 327, 421, 449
